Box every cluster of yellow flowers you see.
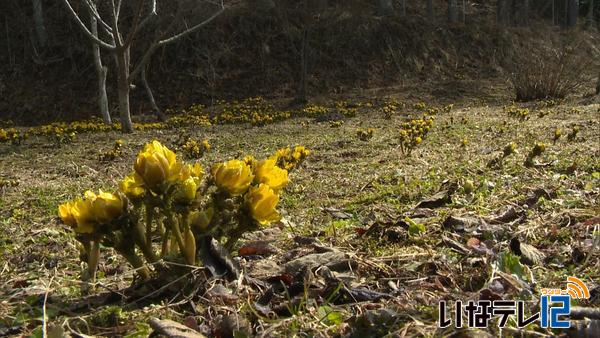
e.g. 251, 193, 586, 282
333, 101, 358, 118
537, 109, 553, 118
211, 97, 292, 126
271, 146, 311, 171
99, 139, 125, 162
505, 105, 530, 121
380, 99, 405, 119
167, 107, 212, 128
0, 128, 25, 145
413, 102, 427, 110
39, 124, 77, 145
423, 104, 454, 115
488, 142, 518, 168
59, 141, 309, 282
176, 134, 211, 159
0, 176, 19, 190
356, 128, 375, 141
524, 142, 546, 167
398, 116, 434, 155
299, 101, 360, 120
536, 98, 563, 108
567, 126, 580, 141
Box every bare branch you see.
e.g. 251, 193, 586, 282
60, 0, 115, 50
110, 0, 123, 47
137, 0, 158, 32
129, 2, 224, 82
158, 3, 224, 46
83, 0, 113, 33
123, 0, 147, 48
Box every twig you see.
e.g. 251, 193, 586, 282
42, 274, 56, 338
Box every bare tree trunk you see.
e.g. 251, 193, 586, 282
516, 0, 529, 26
89, 3, 110, 124
588, 0, 595, 26
116, 47, 133, 133
32, 0, 47, 48
426, 0, 434, 22
141, 65, 166, 122
567, 0, 579, 27
378, 0, 394, 16
497, 0, 509, 25
448, 0, 459, 23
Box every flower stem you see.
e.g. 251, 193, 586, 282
133, 221, 158, 263
145, 206, 154, 245
166, 212, 190, 265
123, 251, 151, 280
88, 240, 100, 284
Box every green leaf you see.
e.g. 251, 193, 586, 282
124, 322, 152, 338
317, 305, 343, 326
406, 217, 426, 236
498, 252, 526, 281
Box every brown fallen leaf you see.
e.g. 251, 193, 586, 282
509, 238, 546, 266
416, 189, 453, 209
149, 318, 206, 338
238, 241, 278, 257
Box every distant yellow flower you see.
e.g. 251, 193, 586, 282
245, 184, 281, 225
202, 139, 211, 151
134, 140, 181, 190
253, 158, 289, 191
211, 159, 254, 196
119, 172, 146, 199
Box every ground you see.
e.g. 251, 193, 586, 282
0, 93, 599, 337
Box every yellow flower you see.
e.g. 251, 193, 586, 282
211, 159, 254, 196
119, 172, 146, 199
254, 158, 289, 191
70, 198, 96, 233
176, 177, 198, 202
245, 184, 281, 225
189, 163, 203, 179
189, 207, 214, 232
243, 155, 256, 167
58, 201, 77, 228
134, 140, 181, 190
202, 139, 211, 151
91, 190, 124, 223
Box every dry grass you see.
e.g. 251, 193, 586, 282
0, 95, 599, 337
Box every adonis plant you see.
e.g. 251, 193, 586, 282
58, 141, 310, 283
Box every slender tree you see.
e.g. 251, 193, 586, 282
497, 0, 509, 25
60, 0, 225, 132
448, 0, 459, 23
567, 0, 579, 27
88, 1, 110, 124
378, 0, 394, 16
426, 0, 434, 22
32, 0, 47, 48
